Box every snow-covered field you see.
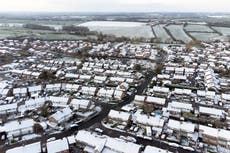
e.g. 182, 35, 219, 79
166, 24, 192, 43
0, 34, 11, 39
187, 22, 207, 25
0, 23, 23, 27
190, 32, 221, 41
185, 24, 213, 32
212, 26, 230, 35
79, 21, 146, 27
152, 24, 172, 42
79, 21, 154, 38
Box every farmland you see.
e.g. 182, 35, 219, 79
152, 24, 172, 42
184, 24, 214, 32
166, 24, 192, 43
0, 19, 84, 26
1, 17, 230, 43
0, 27, 89, 40
212, 26, 230, 36
79, 21, 154, 38
189, 32, 221, 41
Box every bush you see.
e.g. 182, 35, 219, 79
154, 64, 163, 74
10, 139, 17, 143
134, 64, 142, 71
142, 104, 154, 114
33, 124, 44, 134
39, 71, 56, 80
40, 104, 49, 117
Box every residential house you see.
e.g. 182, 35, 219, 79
199, 125, 230, 148
70, 99, 91, 110
133, 95, 146, 106
143, 146, 173, 153
13, 87, 27, 97
108, 110, 131, 126
199, 106, 226, 120
0, 119, 35, 138
0, 103, 17, 115
167, 119, 196, 139
166, 101, 193, 115
75, 130, 142, 153
48, 107, 73, 124
6, 142, 41, 153
46, 138, 69, 153
134, 112, 164, 133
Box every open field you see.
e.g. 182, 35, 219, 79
79, 21, 154, 38
1, 18, 230, 43
79, 21, 147, 27
185, 24, 214, 32
166, 24, 192, 43
35, 33, 89, 40
0, 27, 53, 38
189, 32, 221, 41
152, 24, 172, 42
0, 19, 84, 25
0, 19, 85, 31
0, 27, 89, 40
212, 27, 230, 36
186, 22, 207, 25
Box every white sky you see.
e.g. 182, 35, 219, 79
0, 0, 230, 12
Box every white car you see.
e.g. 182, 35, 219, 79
168, 142, 179, 147
133, 126, 139, 132
182, 146, 195, 151
70, 123, 79, 128
95, 128, 103, 133
47, 137, 56, 142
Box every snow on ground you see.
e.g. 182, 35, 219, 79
79, 21, 146, 27
185, 24, 213, 32
22, 134, 41, 141
79, 21, 154, 38
166, 24, 192, 43
190, 32, 222, 41
152, 24, 172, 42
212, 26, 230, 35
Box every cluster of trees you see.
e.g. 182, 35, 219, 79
185, 40, 202, 50
62, 25, 92, 36
23, 24, 55, 31
39, 71, 57, 80
134, 64, 142, 71
142, 104, 154, 114
153, 64, 163, 75
96, 33, 150, 43
216, 68, 230, 78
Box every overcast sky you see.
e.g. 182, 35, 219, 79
0, 0, 230, 12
